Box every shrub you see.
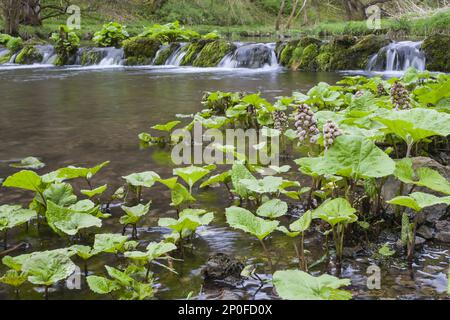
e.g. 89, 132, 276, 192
93, 22, 130, 48
50, 25, 80, 65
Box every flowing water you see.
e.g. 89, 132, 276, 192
0, 55, 448, 300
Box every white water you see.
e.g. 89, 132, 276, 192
97, 47, 125, 66
367, 41, 425, 72
219, 43, 279, 69
165, 43, 188, 66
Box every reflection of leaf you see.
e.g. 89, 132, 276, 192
225, 206, 279, 240
273, 270, 352, 300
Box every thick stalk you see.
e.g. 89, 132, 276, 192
259, 239, 273, 271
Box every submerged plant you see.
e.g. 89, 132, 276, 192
273, 270, 352, 300
120, 201, 152, 239
0, 205, 36, 249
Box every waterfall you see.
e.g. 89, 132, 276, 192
98, 47, 125, 66
0, 48, 9, 58
165, 43, 187, 66
219, 43, 279, 69
367, 41, 425, 72
35, 45, 57, 64
152, 44, 169, 64
75, 47, 125, 66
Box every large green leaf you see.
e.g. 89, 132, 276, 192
313, 198, 358, 227
81, 184, 108, 198
45, 201, 102, 236
173, 166, 212, 189
93, 234, 129, 254
87, 275, 120, 294
125, 241, 177, 262
22, 252, 76, 286
306, 135, 395, 179
120, 201, 151, 225
387, 192, 450, 212
122, 171, 160, 188
240, 176, 283, 194
273, 270, 352, 300
43, 183, 77, 206
57, 161, 110, 180
152, 120, 181, 132
158, 209, 214, 238
225, 206, 279, 240
2, 170, 44, 193
256, 199, 288, 219
230, 162, 256, 198
0, 270, 28, 287
0, 205, 36, 232
394, 158, 450, 195
374, 108, 450, 143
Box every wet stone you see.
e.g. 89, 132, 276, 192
417, 225, 434, 240
201, 253, 244, 284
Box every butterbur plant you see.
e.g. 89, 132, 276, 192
122, 171, 160, 204
0, 205, 36, 249
120, 201, 152, 239
312, 198, 358, 268
93, 22, 129, 48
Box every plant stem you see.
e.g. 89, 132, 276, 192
3, 230, 7, 250
259, 239, 273, 271
300, 232, 307, 272
44, 286, 49, 300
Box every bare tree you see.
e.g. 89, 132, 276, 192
0, 0, 22, 35
341, 0, 393, 20
275, 0, 286, 31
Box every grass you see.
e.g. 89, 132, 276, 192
1, 7, 449, 43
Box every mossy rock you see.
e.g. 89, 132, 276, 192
193, 40, 236, 67
180, 39, 212, 66
0, 52, 11, 64
422, 34, 450, 72
347, 35, 390, 69
15, 46, 42, 64
123, 36, 162, 65
298, 44, 319, 71
279, 37, 322, 69
279, 41, 297, 66
153, 43, 179, 65
80, 49, 104, 66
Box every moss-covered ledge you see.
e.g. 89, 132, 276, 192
422, 34, 450, 73
123, 36, 162, 66
15, 46, 42, 64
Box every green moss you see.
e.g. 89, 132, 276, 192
80, 49, 104, 65
316, 51, 333, 71
15, 46, 42, 64
153, 43, 179, 65
347, 35, 389, 69
193, 40, 236, 67
422, 34, 450, 72
298, 44, 319, 71
180, 39, 212, 66
123, 36, 162, 65
0, 53, 12, 64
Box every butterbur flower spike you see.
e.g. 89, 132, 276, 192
295, 104, 320, 144
323, 121, 342, 150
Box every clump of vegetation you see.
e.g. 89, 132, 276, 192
50, 25, 80, 66
93, 22, 130, 48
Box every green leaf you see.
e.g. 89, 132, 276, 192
378, 244, 395, 257
171, 183, 196, 206
105, 266, 134, 286
57, 161, 110, 180
273, 270, 352, 300
152, 120, 181, 132
290, 211, 313, 233
0, 270, 28, 287
313, 198, 358, 227
45, 201, 102, 236
81, 185, 108, 198
125, 242, 177, 262
22, 252, 76, 286
120, 201, 151, 225
200, 171, 230, 188
387, 192, 450, 212
43, 183, 77, 206
2, 170, 44, 193
70, 245, 97, 260
374, 109, 450, 143
87, 275, 120, 294
173, 166, 212, 189
0, 205, 36, 232
240, 176, 283, 194
10, 157, 45, 170
122, 171, 160, 188
225, 206, 279, 240
256, 199, 288, 219
158, 209, 214, 239
93, 233, 129, 254
230, 162, 256, 198
306, 135, 395, 179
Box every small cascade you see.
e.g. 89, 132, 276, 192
367, 41, 425, 72
165, 43, 187, 66
98, 47, 125, 66
0, 47, 9, 58
152, 44, 169, 64
75, 47, 125, 66
35, 45, 57, 64
219, 43, 279, 69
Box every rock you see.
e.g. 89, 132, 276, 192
15, 45, 42, 64
279, 37, 322, 70
422, 34, 450, 72
229, 43, 274, 69
193, 40, 236, 67
201, 253, 244, 283
412, 157, 450, 180
415, 236, 426, 247
153, 43, 179, 65
435, 221, 450, 243
417, 225, 434, 240
180, 39, 212, 66
424, 204, 448, 224
122, 36, 161, 66
80, 48, 104, 65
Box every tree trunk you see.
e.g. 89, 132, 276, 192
286, 0, 300, 29
275, 0, 286, 31
1, 0, 22, 35
21, 0, 42, 26
341, 0, 366, 20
